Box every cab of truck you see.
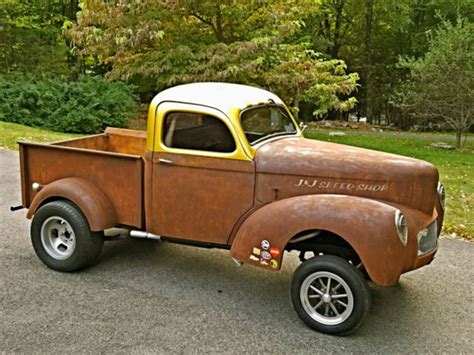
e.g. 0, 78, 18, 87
16, 82, 444, 335
143, 83, 303, 245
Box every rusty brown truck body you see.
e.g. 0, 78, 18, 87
16, 83, 444, 335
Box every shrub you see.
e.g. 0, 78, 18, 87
0, 75, 138, 134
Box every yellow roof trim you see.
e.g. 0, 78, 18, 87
147, 82, 302, 159
150, 82, 284, 119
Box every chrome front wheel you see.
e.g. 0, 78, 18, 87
300, 271, 354, 326
291, 255, 370, 335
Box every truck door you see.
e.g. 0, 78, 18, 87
148, 103, 255, 245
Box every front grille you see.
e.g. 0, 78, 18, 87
417, 221, 438, 256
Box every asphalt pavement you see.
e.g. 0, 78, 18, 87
1, 148, 473, 353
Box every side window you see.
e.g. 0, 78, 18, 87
162, 112, 236, 153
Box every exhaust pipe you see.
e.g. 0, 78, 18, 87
129, 230, 161, 240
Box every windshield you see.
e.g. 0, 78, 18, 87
240, 105, 297, 145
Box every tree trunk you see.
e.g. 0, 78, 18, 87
455, 129, 462, 149
330, 0, 345, 59
215, 5, 226, 43
364, 0, 373, 123
294, 88, 300, 121
70, 0, 79, 20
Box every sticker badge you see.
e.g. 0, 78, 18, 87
249, 255, 259, 262
260, 251, 271, 261
261, 240, 270, 250
260, 259, 269, 266
270, 259, 278, 269
252, 247, 261, 255
269, 247, 280, 257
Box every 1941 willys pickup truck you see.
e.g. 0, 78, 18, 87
15, 83, 445, 335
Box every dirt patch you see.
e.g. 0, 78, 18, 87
308, 120, 387, 131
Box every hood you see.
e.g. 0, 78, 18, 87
255, 138, 439, 214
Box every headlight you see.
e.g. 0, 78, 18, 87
417, 221, 438, 256
437, 182, 446, 209
395, 210, 408, 246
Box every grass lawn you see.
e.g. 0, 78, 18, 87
0, 121, 81, 150
0, 121, 472, 239
305, 131, 474, 239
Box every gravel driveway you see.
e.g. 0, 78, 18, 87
1, 148, 473, 353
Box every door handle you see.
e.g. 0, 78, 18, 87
158, 158, 173, 165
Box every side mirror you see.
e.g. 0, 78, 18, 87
300, 121, 308, 132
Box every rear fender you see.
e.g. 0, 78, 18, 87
26, 177, 117, 231
230, 194, 406, 286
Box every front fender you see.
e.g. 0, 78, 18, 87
27, 177, 117, 231
231, 194, 408, 286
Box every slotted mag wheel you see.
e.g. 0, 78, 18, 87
40, 216, 76, 260
31, 200, 104, 272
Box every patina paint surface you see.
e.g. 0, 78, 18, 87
26, 177, 118, 231
230, 193, 438, 286
20, 136, 144, 228
148, 152, 255, 244
254, 137, 439, 214
18, 83, 444, 288
228, 137, 441, 280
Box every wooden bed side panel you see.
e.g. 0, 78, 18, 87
20, 142, 144, 228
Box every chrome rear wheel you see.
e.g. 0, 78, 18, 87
41, 216, 76, 260
31, 200, 103, 272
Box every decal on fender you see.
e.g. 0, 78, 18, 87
269, 247, 280, 257
250, 241, 276, 267
260, 251, 271, 261
249, 255, 259, 262
270, 259, 278, 269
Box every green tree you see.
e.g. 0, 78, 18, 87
398, 18, 473, 148
299, 0, 473, 125
0, 0, 79, 75
67, 0, 358, 117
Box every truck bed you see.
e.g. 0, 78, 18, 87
19, 128, 146, 228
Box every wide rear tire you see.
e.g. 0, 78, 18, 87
31, 200, 104, 272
